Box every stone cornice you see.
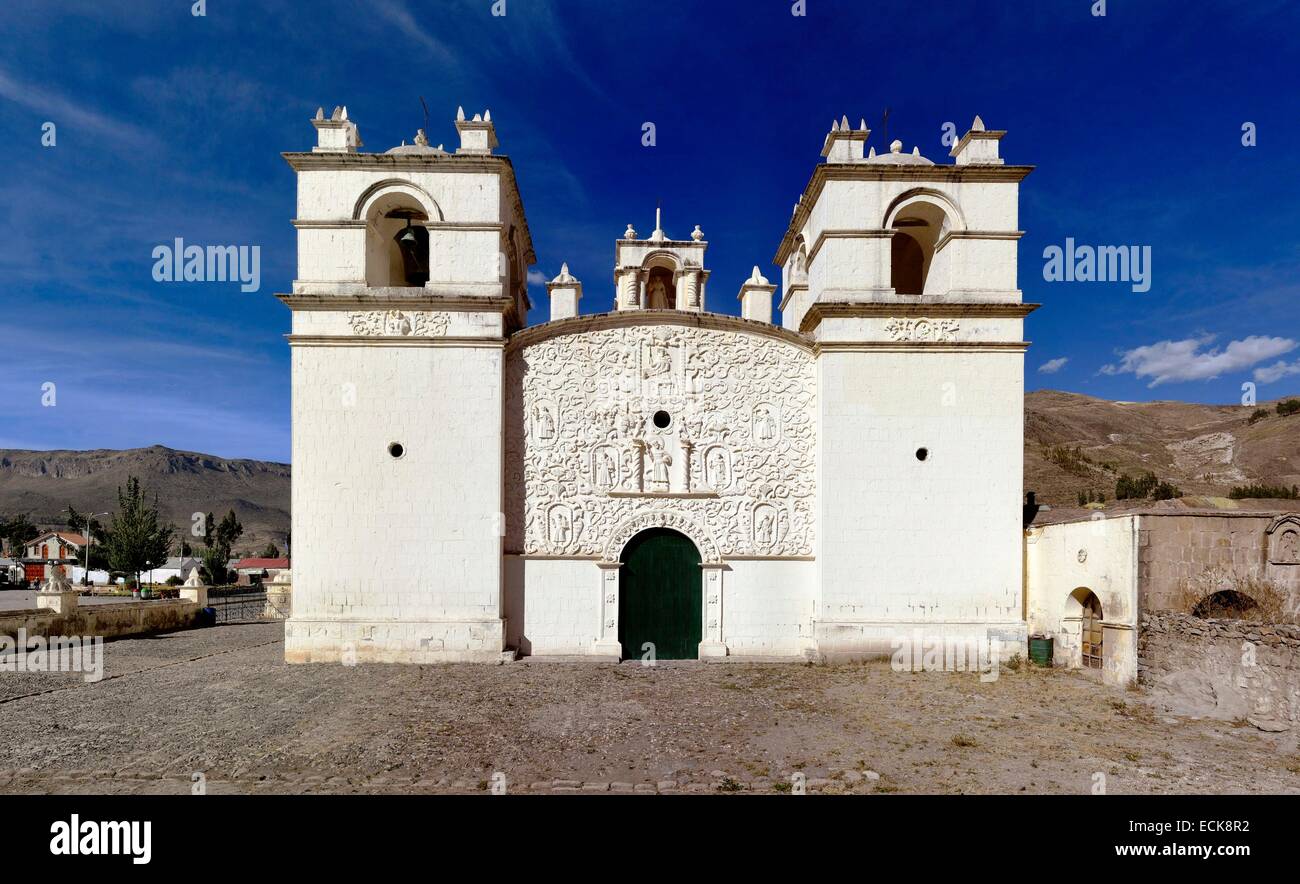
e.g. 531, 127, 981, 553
934, 229, 1024, 252
506, 309, 814, 354
798, 300, 1039, 334
774, 162, 1035, 264
806, 228, 892, 262
813, 341, 1031, 354
286, 335, 505, 348
779, 282, 808, 312
277, 293, 514, 313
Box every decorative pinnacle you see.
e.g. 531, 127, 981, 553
972, 114, 985, 131
890, 139, 903, 154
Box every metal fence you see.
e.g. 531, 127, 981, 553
206, 589, 270, 624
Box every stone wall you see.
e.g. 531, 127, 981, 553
0, 599, 201, 643
1139, 513, 1300, 617
1138, 611, 1300, 734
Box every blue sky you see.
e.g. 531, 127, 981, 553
1, 0, 1297, 462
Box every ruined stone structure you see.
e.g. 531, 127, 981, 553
1027, 508, 1300, 692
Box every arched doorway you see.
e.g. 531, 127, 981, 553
618, 528, 701, 660
1066, 588, 1104, 670
1192, 589, 1260, 620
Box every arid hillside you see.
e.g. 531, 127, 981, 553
0, 446, 289, 553
1025, 390, 1300, 507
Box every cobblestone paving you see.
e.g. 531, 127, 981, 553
1, 622, 1297, 795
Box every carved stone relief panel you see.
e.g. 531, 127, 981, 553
347, 310, 451, 337
505, 324, 815, 558
883, 317, 959, 343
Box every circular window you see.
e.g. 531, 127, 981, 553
915, 447, 929, 462
388, 442, 405, 459
652, 410, 672, 429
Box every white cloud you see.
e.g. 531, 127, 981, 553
526, 269, 549, 286
1038, 357, 1069, 374
1101, 334, 1297, 387
0, 67, 149, 145
372, 0, 456, 63
1254, 358, 1300, 384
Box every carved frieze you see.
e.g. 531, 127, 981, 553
505, 324, 815, 559
347, 310, 450, 337
883, 317, 959, 343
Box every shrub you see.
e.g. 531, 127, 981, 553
1227, 483, 1299, 500
1043, 444, 1094, 477
1277, 399, 1300, 417
1248, 408, 1270, 424
1115, 471, 1182, 501
164, 574, 184, 586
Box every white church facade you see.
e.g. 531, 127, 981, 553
279, 106, 1036, 664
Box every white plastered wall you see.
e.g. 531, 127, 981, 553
1025, 515, 1140, 686
813, 344, 1026, 659
285, 339, 506, 663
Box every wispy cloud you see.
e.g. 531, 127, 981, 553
372, 0, 457, 63
0, 66, 150, 146
1037, 357, 1068, 374
1101, 334, 1297, 387
1254, 359, 1300, 385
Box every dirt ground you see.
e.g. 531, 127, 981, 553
1, 622, 1297, 795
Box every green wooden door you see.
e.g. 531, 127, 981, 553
619, 528, 701, 661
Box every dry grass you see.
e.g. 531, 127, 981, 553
1172, 566, 1294, 624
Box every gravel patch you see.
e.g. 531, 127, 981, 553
1, 622, 1297, 795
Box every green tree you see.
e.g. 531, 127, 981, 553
103, 477, 174, 589
199, 509, 244, 585
63, 506, 110, 570
260, 542, 280, 558
0, 513, 40, 557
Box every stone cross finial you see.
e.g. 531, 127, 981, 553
650, 205, 665, 241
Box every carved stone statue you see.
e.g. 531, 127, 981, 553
649, 440, 673, 492
649, 277, 667, 308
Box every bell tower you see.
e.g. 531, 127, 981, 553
279, 105, 534, 663
774, 115, 1037, 660
613, 208, 710, 312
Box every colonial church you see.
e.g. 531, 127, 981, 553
279, 106, 1036, 663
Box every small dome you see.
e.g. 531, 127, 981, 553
864, 140, 934, 165
385, 143, 446, 156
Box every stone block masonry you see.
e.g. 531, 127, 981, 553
1139, 611, 1300, 733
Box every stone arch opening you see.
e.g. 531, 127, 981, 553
1065, 587, 1104, 669
641, 253, 681, 309
1192, 589, 1261, 621
888, 199, 950, 296
363, 190, 431, 287
617, 527, 702, 661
